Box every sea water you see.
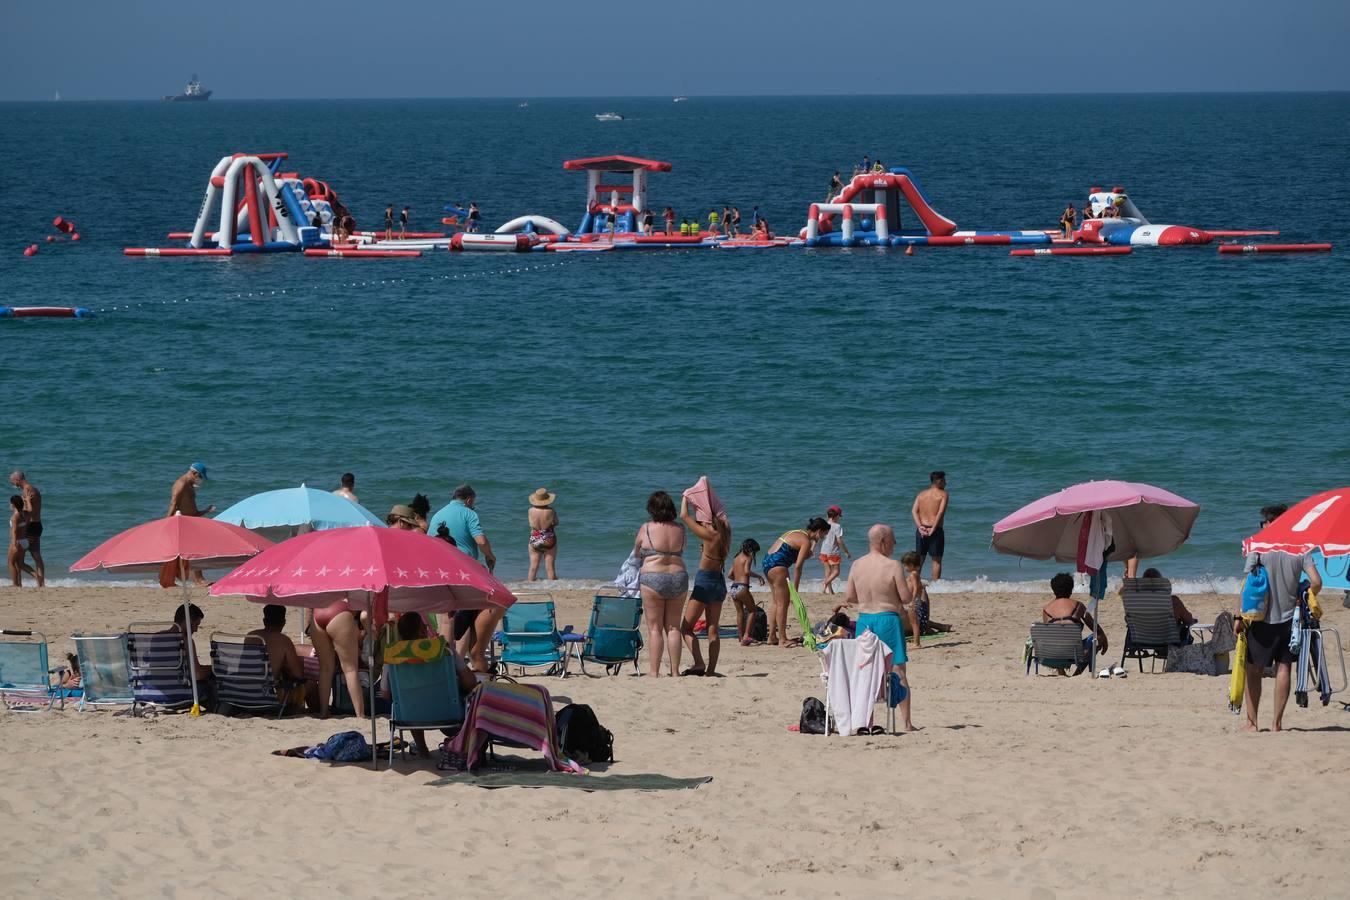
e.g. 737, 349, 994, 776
1, 94, 1347, 589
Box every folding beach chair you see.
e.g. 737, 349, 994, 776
1026, 623, 1091, 676
498, 600, 567, 677
127, 623, 196, 715
384, 637, 467, 765
817, 635, 897, 737
0, 629, 66, 711
1120, 577, 1183, 673
72, 632, 134, 711
579, 595, 643, 675
210, 633, 302, 718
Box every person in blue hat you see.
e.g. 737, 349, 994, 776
165, 462, 216, 586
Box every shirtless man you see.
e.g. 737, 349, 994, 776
9, 471, 44, 588
911, 470, 949, 581
248, 605, 305, 710
844, 524, 919, 731
167, 463, 216, 586
333, 472, 358, 504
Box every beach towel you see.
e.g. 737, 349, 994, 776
430, 772, 711, 791
1076, 511, 1113, 576
448, 682, 583, 774
613, 551, 641, 599
822, 633, 891, 734
788, 582, 818, 651
682, 476, 727, 524
383, 636, 447, 666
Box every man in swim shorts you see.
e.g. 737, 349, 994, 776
9, 471, 43, 588
911, 470, 949, 581
844, 524, 918, 731
166, 463, 215, 586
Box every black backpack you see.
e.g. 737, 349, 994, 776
556, 703, 614, 764
750, 604, 769, 642
799, 697, 828, 735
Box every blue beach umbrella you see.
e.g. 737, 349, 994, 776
215, 485, 385, 540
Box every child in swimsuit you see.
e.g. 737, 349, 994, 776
727, 539, 765, 645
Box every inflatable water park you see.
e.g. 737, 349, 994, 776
113, 149, 1331, 262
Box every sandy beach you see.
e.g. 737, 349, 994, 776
2, 583, 1347, 898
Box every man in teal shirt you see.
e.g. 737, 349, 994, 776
428, 484, 496, 572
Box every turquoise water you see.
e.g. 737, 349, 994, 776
2, 94, 1347, 589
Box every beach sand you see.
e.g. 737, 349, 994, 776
2, 584, 1347, 898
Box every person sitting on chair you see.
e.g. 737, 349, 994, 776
387, 613, 478, 758
1141, 567, 1197, 643
1041, 573, 1108, 675
248, 604, 306, 711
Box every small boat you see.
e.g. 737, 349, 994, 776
163, 74, 211, 102
53, 90, 61, 102
518, 101, 529, 108
594, 112, 623, 122
673, 96, 688, 103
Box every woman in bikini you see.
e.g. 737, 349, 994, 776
633, 490, 687, 677
762, 517, 830, 646
308, 597, 365, 717
8, 495, 36, 587
727, 539, 765, 645
526, 487, 559, 581
678, 494, 731, 676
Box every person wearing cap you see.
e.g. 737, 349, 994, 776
526, 488, 559, 581
164, 463, 216, 586
818, 505, 851, 595
386, 505, 420, 530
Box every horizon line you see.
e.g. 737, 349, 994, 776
10, 88, 1350, 103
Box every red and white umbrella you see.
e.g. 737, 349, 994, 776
1243, 487, 1350, 558
71, 515, 274, 715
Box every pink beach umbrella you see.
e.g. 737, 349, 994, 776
211, 526, 517, 766
992, 479, 1201, 564
70, 515, 274, 715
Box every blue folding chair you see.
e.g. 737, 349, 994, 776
498, 600, 568, 677
127, 623, 196, 715
580, 595, 643, 675
210, 633, 302, 718
72, 633, 133, 711
0, 629, 65, 711
385, 638, 468, 765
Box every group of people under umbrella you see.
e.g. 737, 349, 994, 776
68, 477, 1348, 757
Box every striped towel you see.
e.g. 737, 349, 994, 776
449, 682, 582, 774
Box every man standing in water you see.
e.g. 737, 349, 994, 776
166, 463, 216, 586
8, 471, 43, 588
845, 524, 919, 732
911, 470, 949, 581
332, 472, 358, 504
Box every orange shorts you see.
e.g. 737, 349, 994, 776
819, 554, 841, 566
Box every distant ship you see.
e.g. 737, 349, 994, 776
518, 101, 529, 108
53, 90, 61, 102
163, 75, 211, 102
594, 112, 623, 121
673, 96, 688, 103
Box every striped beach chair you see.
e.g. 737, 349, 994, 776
1026, 623, 1091, 676
127, 623, 196, 715
579, 595, 643, 675
0, 629, 65, 711
1120, 578, 1183, 673
210, 633, 300, 718
499, 600, 567, 677
72, 633, 134, 710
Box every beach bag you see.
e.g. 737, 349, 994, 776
556, 703, 613, 764
1241, 556, 1270, 621
799, 697, 828, 735
310, 731, 371, 762
750, 604, 769, 642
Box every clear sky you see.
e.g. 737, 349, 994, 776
3, 0, 1347, 100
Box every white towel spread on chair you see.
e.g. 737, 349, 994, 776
613, 551, 641, 599
822, 633, 892, 734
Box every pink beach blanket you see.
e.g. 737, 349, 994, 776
683, 476, 726, 524
449, 682, 582, 773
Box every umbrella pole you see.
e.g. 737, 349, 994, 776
180, 558, 202, 716
367, 591, 378, 771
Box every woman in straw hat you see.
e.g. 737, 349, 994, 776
526, 487, 559, 581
